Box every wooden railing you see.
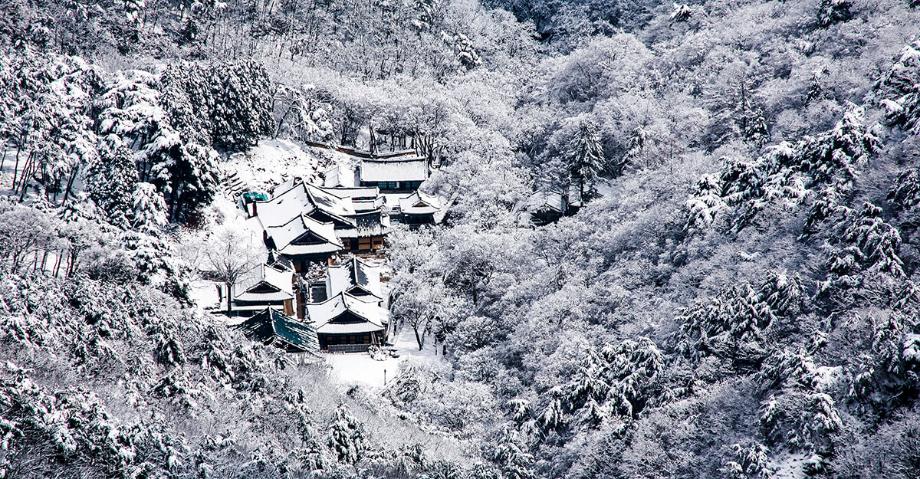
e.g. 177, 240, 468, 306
326, 344, 371, 353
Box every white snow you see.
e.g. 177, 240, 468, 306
769, 452, 810, 479
223, 139, 322, 193
324, 326, 441, 389
190, 280, 222, 311
903, 333, 920, 363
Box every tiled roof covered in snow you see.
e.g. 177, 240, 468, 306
305, 292, 388, 334
398, 191, 442, 215
326, 257, 383, 299
359, 157, 429, 182
266, 214, 343, 256
255, 182, 356, 229
233, 264, 294, 302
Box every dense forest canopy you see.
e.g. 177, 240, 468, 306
2, 0, 920, 477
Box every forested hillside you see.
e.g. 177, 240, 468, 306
2, 0, 920, 477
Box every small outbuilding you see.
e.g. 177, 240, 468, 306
397, 191, 445, 225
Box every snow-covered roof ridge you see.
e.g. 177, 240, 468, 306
304, 183, 358, 221
236, 307, 319, 353
326, 257, 384, 299
398, 190, 443, 215
256, 180, 362, 231
266, 213, 343, 256
233, 263, 295, 301
359, 157, 429, 182
256, 182, 312, 229
304, 291, 388, 331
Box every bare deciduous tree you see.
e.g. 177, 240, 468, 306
205, 228, 262, 314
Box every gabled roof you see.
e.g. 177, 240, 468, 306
255, 181, 356, 229
398, 191, 442, 216
326, 187, 384, 213
233, 264, 294, 302
334, 211, 390, 239
236, 307, 319, 353
527, 190, 566, 213
325, 186, 380, 200
307, 184, 356, 218
326, 257, 383, 299
266, 214, 343, 256
257, 182, 313, 229
359, 157, 428, 182
305, 292, 388, 334
322, 163, 356, 188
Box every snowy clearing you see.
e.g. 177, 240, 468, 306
324, 326, 442, 389
222, 139, 324, 193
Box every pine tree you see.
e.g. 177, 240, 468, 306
537, 388, 565, 432
686, 174, 729, 232
86, 136, 138, 228
723, 442, 771, 479
799, 107, 877, 190
568, 120, 604, 201
160, 61, 273, 152
878, 41, 920, 133
493, 427, 534, 479
804, 70, 824, 105
328, 404, 366, 465
676, 280, 781, 364
733, 78, 769, 148
131, 182, 167, 233
817, 0, 852, 27
601, 338, 665, 418
148, 141, 219, 223
889, 167, 920, 212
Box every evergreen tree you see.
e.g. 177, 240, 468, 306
86, 136, 138, 227
804, 70, 824, 105
722, 442, 771, 479
879, 41, 920, 133
567, 120, 604, 201
733, 78, 769, 148
160, 61, 274, 152
889, 167, 920, 213
148, 141, 219, 223
328, 404, 366, 465
493, 427, 534, 479
817, 0, 852, 27
537, 387, 565, 432
131, 182, 168, 233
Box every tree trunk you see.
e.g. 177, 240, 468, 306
61, 165, 80, 205
226, 282, 234, 313
413, 324, 424, 350
11, 143, 23, 190
0, 144, 6, 180
53, 250, 63, 278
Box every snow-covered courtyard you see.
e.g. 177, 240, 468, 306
323, 326, 441, 389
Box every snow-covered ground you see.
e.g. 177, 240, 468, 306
0, 149, 26, 197
189, 279, 221, 311
324, 326, 441, 389
223, 139, 324, 193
